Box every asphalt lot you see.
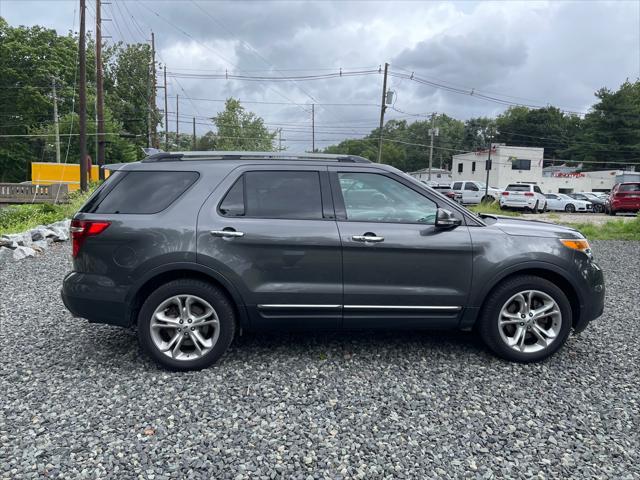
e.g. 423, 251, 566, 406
1, 242, 638, 479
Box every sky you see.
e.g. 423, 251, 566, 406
1, 0, 639, 150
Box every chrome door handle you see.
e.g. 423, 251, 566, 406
352, 234, 384, 243
210, 229, 244, 238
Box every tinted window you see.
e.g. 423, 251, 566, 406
511, 158, 532, 170
219, 177, 245, 217
619, 183, 640, 192
338, 172, 437, 224
221, 171, 323, 219
545, 194, 557, 199
533, 185, 542, 194
452, 182, 462, 190
84, 171, 198, 214
457, 163, 463, 173
464, 183, 478, 191
80, 170, 125, 212
506, 184, 531, 192
472, 161, 476, 172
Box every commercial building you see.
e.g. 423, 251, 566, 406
451, 144, 544, 188
451, 144, 630, 193
407, 168, 452, 184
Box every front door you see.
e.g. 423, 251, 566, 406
330, 168, 473, 328
463, 182, 481, 204
197, 165, 342, 329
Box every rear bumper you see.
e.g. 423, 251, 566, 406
61, 271, 131, 327
610, 200, 640, 212
499, 198, 537, 209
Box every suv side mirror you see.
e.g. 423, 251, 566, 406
435, 208, 462, 229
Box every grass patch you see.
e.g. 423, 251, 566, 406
565, 216, 640, 241
0, 186, 96, 236
468, 202, 521, 217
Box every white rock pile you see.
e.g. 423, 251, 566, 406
0, 219, 71, 263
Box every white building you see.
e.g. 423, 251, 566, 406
452, 144, 624, 193
451, 144, 544, 188
408, 168, 452, 184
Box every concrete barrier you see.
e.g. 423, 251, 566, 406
0, 183, 69, 204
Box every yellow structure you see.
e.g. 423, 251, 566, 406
31, 162, 108, 192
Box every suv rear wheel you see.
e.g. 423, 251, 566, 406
477, 275, 572, 362
138, 279, 236, 371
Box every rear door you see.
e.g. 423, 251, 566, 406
196, 165, 342, 329
329, 167, 473, 329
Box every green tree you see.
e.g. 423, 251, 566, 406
565, 80, 640, 169
462, 117, 496, 151
494, 106, 582, 159
211, 98, 276, 151
104, 42, 159, 158
0, 18, 79, 181
196, 131, 218, 151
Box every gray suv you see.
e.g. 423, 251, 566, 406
62, 151, 605, 370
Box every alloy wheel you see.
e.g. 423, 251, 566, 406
150, 294, 220, 361
498, 290, 562, 353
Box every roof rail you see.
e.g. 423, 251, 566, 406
141, 151, 371, 164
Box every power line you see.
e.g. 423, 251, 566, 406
136, 1, 312, 116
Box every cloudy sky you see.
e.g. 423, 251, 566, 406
1, 0, 639, 149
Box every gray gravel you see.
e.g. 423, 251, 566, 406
1, 242, 638, 479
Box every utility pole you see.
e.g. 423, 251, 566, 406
192, 117, 196, 150
79, 0, 88, 191
428, 113, 436, 181
163, 65, 168, 150
150, 32, 158, 149
176, 94, 179, 138
484, 130, 494, 201
95, 0, 105, 180
377, 62, 389, 163
52, 77, 61, 163
311, 103, 315, 152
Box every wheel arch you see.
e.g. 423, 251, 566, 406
125, 263, 249, 329
468, 264, 583, 330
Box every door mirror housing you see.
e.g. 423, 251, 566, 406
435, 208, 462, 229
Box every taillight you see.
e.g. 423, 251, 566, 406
524, 192, 534, 197
70, 219, 110, 257
502, 192, 509, 196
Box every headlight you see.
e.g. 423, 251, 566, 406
560, 238, 591, 254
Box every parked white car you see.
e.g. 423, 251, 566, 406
499, 183, 547, 212
544, 193, 592, 213
450, 181, 502, 204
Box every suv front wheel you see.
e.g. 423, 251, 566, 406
478, 275, 572, 362
138, 279, 236, 371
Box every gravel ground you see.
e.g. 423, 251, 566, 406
1, 242, 638, 479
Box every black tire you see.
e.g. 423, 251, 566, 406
594, 204, 603, 213
565, 204, 576, 213
477, 275, 572, 363
499, 204, 507, 211
533, 200, 539, 214
138, 279, 236, 371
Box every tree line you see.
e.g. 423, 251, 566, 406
325, 80, 640, 173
